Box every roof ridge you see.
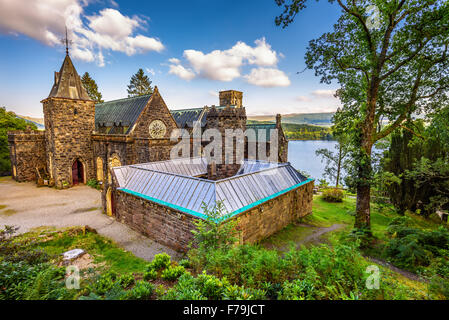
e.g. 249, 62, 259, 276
170, 107, 204, 113
96, 94, 152, 106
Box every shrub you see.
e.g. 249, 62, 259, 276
91, 271, 118, 295
161, 265, 186, 281
383, 219, 449, 271
118, 273, 135, 288
143, 269, 158, 281
321, 188, 344, 202
122, 281, 154, 300
86, 179, 101, 190
162, 273, 206, 300
148, 253, 171, 271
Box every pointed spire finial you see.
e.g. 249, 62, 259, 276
60, 26, 73, 55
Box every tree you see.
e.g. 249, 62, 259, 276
315, 134, 349, 187
127, 69, 153, 97
0, 107, 37, 174
276, 0, 449, 231
81, 72, 104, 103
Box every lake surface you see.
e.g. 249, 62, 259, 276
288, 140, 339, 182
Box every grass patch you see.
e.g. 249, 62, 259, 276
23, 227, 148, 274
0, 176, 11, 182
261, 222, 317, 249
0, 205, 7, 210
0, 209, 17, 216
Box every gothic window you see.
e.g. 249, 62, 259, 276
96, 157, 104, 181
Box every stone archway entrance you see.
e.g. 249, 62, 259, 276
72, 159, 85, 185
106, 187, 115, 216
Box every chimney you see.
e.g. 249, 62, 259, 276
276, 114, 282, 128
219, 90, 243, 108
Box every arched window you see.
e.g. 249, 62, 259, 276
108, 155, 122, 184
96, 157, 104, 181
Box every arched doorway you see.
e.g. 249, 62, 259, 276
72, 159, 85, 185
106, 187, 115, 216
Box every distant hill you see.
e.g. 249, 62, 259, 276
16, 115, 45, 130
248, 112, 335, 127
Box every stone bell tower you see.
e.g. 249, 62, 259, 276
41, 53, 95, 188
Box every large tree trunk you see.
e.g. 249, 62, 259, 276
355, 184, 371, 229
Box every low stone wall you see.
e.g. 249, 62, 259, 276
7, 131, 46, 182
235, 180, 314, 244
113, 190, 197, 252
110, 180, 314, 252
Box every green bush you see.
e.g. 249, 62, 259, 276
321, 188, 344, 202
383, 219, 449, 271
148, 253, 171, 271
86, 179, 101, 190
143, 269, 158, 281
118, 273, 135, 288
161, 265, 186, 281
122, 281, 154, 300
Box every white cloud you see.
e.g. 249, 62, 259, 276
311, 89, 336, 98
87, 8, 138, 39
168, 64, 195, 81
168, 58, 181, 64
0, 0, 164, 66
168, 38, 288, 86
208, 90, 219, 97
244, 68, 291, 87
146, 68, 155, 76
296, 95, 312, 102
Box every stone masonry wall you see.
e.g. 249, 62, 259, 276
113, 190, 197, 252
235, 180, 314, 244
7, 131, 46, 182
110, 179, 313, 252
43, 97, 95, 188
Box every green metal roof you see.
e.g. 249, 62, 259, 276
246, 123, 277, 142
95, 94, 152, 133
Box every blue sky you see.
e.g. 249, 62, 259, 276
0, 0, 342, 118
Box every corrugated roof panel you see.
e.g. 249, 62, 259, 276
113, 159, 311, 217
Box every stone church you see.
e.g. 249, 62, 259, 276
8, 53, 314, 251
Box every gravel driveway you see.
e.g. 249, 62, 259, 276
0, 177, 180, 261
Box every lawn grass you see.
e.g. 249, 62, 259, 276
23, 227, 148, 274
260, 222, 317, 249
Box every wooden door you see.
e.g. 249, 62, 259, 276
72, 161, 78, 185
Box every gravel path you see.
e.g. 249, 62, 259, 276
0, 177, 181, 261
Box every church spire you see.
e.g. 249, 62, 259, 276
47, 54, 92, 101
61, 26, 72, 56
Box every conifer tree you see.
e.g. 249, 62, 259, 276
127, 69, 153, 97
81, 72, 104, 103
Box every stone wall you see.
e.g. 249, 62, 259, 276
113, 189, 197, 252
235, 180, 314, 244
7, 131, 46, 182
109, 179, 313, 252
42, 97, 96, 188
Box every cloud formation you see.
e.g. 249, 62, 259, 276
0, 0, 164, 66
168, 38, 290, 87
311, 89, 336, 98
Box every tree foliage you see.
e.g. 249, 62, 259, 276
81, 72, 104, 103
0, 107, 37, 174
275, 0, 449, 230
127, 69, 153, 97
315, 133, 350, 186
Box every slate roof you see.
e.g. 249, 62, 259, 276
112, 158, 311, 218
48, 54, 92, 101
170, 106, 228, 129
95, 94, 152, 133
